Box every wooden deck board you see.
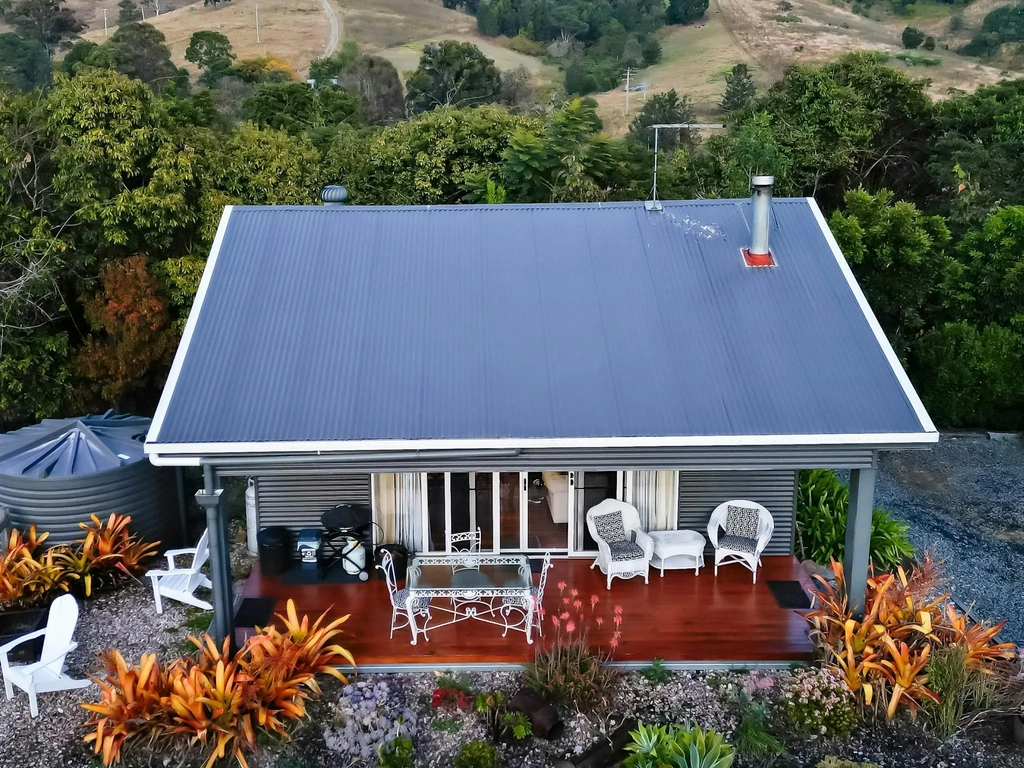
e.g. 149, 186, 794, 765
241, 556, 814, 667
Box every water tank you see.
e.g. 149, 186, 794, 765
0, 411, 179, 548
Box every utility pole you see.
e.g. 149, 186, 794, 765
255, 0, 260, 42
623, 68, 634, 116
645, 122, 726, 211
103, 8, 108, 37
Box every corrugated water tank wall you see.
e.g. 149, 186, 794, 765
678, 470, 797, 556
254, 473, 372, 536
0, 460, 180, 548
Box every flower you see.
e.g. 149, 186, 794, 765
613, 614, 622, 626
566, 621, 576, 633
562, 596, 570, 605
609, 636, 619, 649
561, 612, 570, 620
590, 594, 599, 608
573, 599, 583, 610
614, 605, 623, 615
552, 615, 561, 627
595, 616, 605, 627
570, 588, 579, 598
557, 581, 567, 592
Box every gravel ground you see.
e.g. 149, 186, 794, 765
874, 433, 1024, 644
0, 580, 190, 768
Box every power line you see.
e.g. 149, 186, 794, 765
645, 123, 726, 211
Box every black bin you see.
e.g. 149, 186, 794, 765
375, 544, 409, 582
257, 526, 290, 577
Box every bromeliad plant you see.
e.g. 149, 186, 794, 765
0, 514, 158, 609
82, 600, 354, 768
806, 553, 1015, 722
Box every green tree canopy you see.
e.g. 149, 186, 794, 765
87, 23, 190, 93
185, 30, 235, 85
241, 82, 362, 134
117, 0, 142, 24
721, 62, 755, 112
0, 32, 50, 90
404, 40, 502, 114
628, 89, 696, 150
902, 26, 925, 49
954, 205, 1024, 327
666, 0, 707, 24
3, 0, 83, 57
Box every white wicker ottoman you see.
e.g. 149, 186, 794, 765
649, 530, 707, 576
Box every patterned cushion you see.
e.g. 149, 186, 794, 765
593, 511, 627, 543
718, 534, 758, 554
391, 587, 430, 610
607, 541, 645, 562
725, 505, 760, 539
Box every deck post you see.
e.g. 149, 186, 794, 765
195, 465, 234, 645
843, 465, 876, 619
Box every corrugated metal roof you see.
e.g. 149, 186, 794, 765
147, 199, 934, 451
0, 411, 151, 478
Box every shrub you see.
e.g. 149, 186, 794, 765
796, 469, 913, 571
805, 554, 1016, 722
454, 740, 497, 768
772, 13, 802, 22
507, 33, 546, 57
733, 698, 784, 760
524, 586, 621, 713
624, 722, 736, 768
895, 51, 941, 66
642, 657, 672, 684
0, 515, 158, 610
817, 760, 880, 768
378, 734, 414, 768
782, 667, 858, 737
924, 643, 1003, 739
902, 26, 925, 48
500, 710, 532, 740
82, 600, 354, 767
923, 35, 936, 50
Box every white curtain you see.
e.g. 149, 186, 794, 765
373, 473, 424, 552
631, 471, 679, 531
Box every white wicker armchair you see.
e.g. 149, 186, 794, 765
586, 499, 654, 590
707, 500, 774, 583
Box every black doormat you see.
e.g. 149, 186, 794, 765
280, 561, 368, 586
767, 580, 812, 610
234, 597, 276, 628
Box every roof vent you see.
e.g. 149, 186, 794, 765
321, 185, 348, 206
742, 175, 776, 267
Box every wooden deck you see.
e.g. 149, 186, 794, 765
241, 556, 815, 670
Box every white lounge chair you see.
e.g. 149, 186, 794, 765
708, 500, 775, 583
586, 499, 654, 590
1, 594, 91, 717
146, 529, 213, 614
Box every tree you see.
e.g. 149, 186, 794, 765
829, 188, 953, 355
720, 62, 755, 112
476, 1, 499, 36
241, 81, 362, 133
913, 322, 1024, 428
339, 54, 404, 124
91, 22, 189, 93
117, 0, 142, 24
185, 30, 235, 84
404, 40, 502, 114
308, 39, 359, 83
0, 32, 51, 90
3, 0, 83, 57
955, 205, 1024, 326
628, 89, 696, 149
923, 35, 936, 51
666, 0, 708, 25
564, 60, 596, 95
214, 124, 322, 205
202, 0, 231, 7
75, 255, 178, 407
325, 105, 537, 205
902, 26, 925, 49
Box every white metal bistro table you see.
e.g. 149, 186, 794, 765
649, 529, 706, 576
403, 554, 535, 645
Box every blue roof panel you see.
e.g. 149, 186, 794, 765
150, 200, 931, 446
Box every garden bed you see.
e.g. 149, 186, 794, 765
244, 668, 1024, 768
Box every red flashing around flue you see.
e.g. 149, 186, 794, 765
741, 248, 776, 268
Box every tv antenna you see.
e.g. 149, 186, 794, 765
645, 122, 725, 211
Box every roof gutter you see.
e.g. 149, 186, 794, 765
172, 448, 524, 470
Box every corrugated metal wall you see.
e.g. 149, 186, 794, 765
0, 461, 180, 548
678, 470, 797, 556
254, 473, 371, 535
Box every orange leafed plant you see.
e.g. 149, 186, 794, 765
0, 526, 73, 608
83, 600, 354, 767
806, 552, 1015, 721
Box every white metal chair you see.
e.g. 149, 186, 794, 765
1, 594, 91, 717
378, 550, 431, 640
449, 528, 482, 572
500, 551, 553, 637
146, 529, 213, 614
707, 500, 775, 583
586, 499, 654, 590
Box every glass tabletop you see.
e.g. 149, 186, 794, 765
407, 554, 532, 592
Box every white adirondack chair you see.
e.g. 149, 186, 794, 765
146, 528, 213, 614
1, 594, 91, 717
